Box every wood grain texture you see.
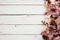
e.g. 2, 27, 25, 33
0, 25, 45, 34
0, 15, 45, 24
0, 0, 43, 4
0, 0, 44, 40
0, 6, 45, 14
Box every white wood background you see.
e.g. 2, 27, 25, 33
0, 0, 45, 40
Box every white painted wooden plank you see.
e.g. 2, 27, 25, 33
0, 35, 43, 40
0, 15, 44, 24
0, 25, 15, 34
0, 6, 45, 14
0, 0, 44, 4
0, 25, 45, 34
